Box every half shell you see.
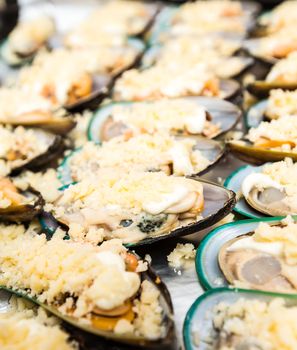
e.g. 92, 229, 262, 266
87, 97, 241, 143
57, 136, 225, 186
183, 288, 297, 350
0, 259, 175, 347
247, 80, 297, 98
40, 178, 236, 247
228, 139, 297, 164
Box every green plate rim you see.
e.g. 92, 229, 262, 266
183, 286, 297, 350
195, 216, 286, 291
224, 164, 261, 218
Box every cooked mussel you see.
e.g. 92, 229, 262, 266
40, 177, 236, 247
184, 288, 297, 350
141, 46, 254, 79
88, 97, 241, 143
57, 135, 225, 186
218, 234, 296, 293
0, 227, 175, 347
65, 74, 111, 113
0, 177, 44, 222
247, 80, 297, 98
228, 139, 297, 164
1, 16, 55, 67
3, 109, 75, 135
0, 126, 65, 175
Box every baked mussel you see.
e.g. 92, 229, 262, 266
197, 216, 297, 296
247, 51, 297, 98
0, 87, 75, 135
141, 43, 254, 79
0, 125, 65, 175
0, 224, 174, 347
112, 64, 240, 101
88, 97, 241, 143
57, 134, 225, 186
42, 171, 235, 247
229, 115, 297, 164
1, 16, 55, 66
0, 176, 44, 222
183, 287, 297, 350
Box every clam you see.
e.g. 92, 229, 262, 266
88, 97, 241, 143
40, 178, 236, 247
0, 177, 44, 222
183, 288, 297, 350
0, 255, 175, 347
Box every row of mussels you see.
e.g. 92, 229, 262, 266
186, 1, 297, 350
0, 1, 296, 350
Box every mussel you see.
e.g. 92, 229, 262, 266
0, 177, 44, 222
1, 16, 55, 66
88, 97, 241, 143
57, 135, 225, 186
141, 45, 254, 79
184, 288, 297, 350
228, 139, 297, 164
247, 80, 297, 98
41, 177, 236, 247
0, 126, 65, 175
0, 227, 175, 347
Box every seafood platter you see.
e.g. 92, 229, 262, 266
1, 0, 297, 349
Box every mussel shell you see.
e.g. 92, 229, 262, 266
65, 74, 112, 113
247, 81, 297, 98
87, 97, 241, 143
0, 1, 19, 41
243, 38, 278, 65
111, 38, 146, 79
4, 111, 76, 135
0, 261, 175, 347
196, 217, 292, 290
0, 39, 35, 67
224, 164, 265, 219
10, 131, 65, 175
0, 187, 44, 222
147, 2, 259, 46
245, 99, 268, 129
57, 136, 225, 186
141, 47, 254, 79
219, 79, 240, 99
39, 178, 236, 247
228, 139, 297, 164
183, 287, 297, 350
